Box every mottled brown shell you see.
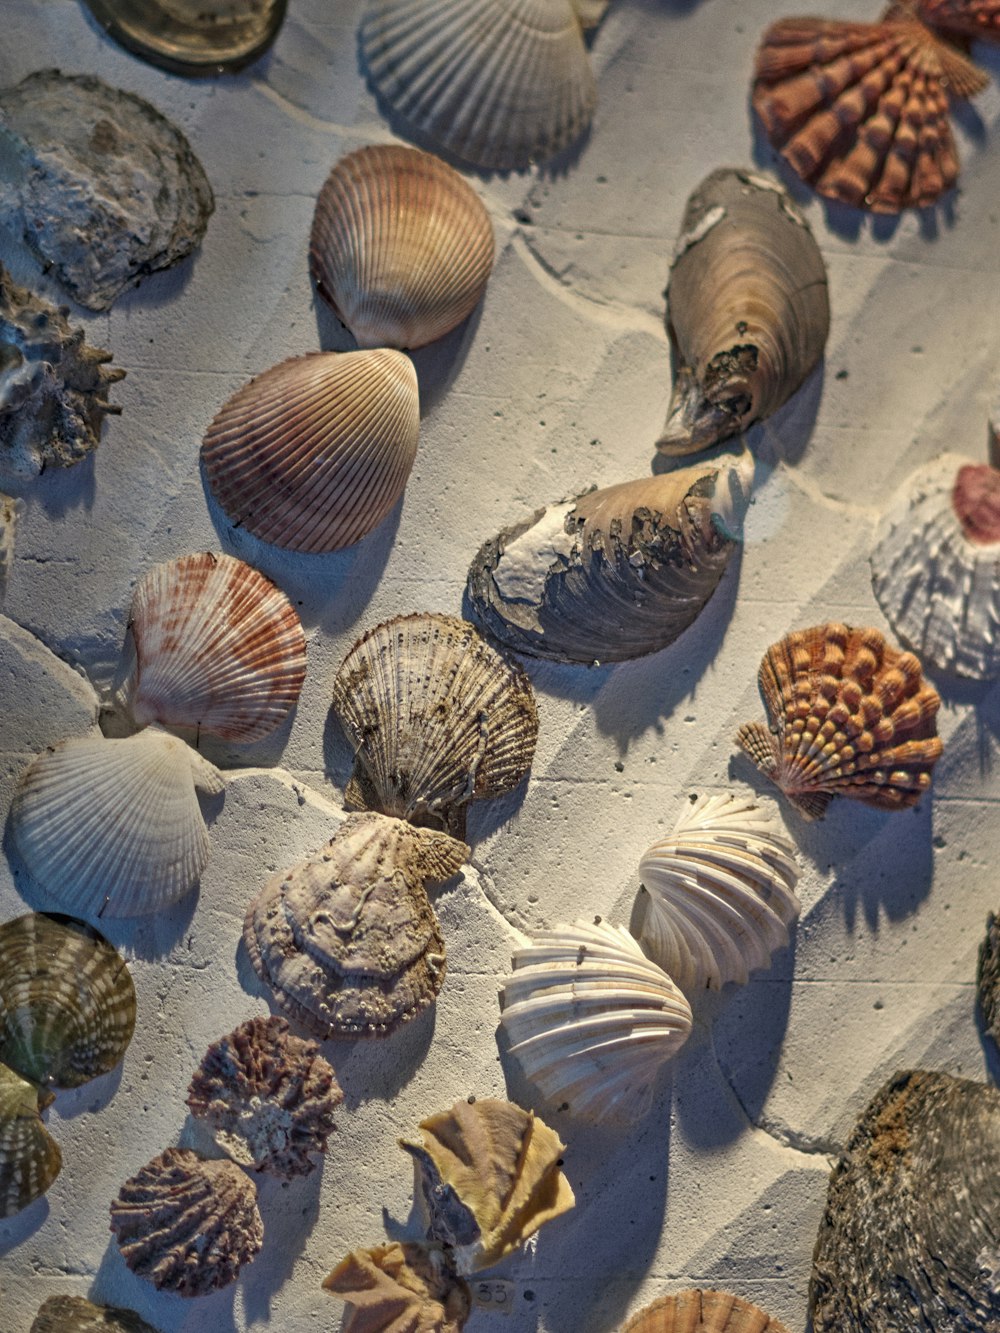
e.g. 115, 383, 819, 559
324, 1241, 471, 1333
30, 1294, 159, 1332
77, 0, 287, 77
0, 1060, 61, 1219
622, 1288, 792, 1332
917, 0, 1000, 40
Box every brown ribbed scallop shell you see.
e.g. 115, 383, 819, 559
0, 1060, 60, 1219
918, 0, 1000, 40
201, 349, 420, 553
622, 1289, 792, 1332
30, 1294, 159, 1332
310, 145, 495, 350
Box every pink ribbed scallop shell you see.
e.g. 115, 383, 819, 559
918, 0, 1000, 40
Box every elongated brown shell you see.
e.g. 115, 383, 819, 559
30, 1295, 159, 1332
310, 145, 495, 350
622, 1289, 792, 1332
0, 1060, 61, 1219
324, 1241, 471, 1333
735, 623, 942, 820
79, 0, 287, 76
917, 0, 1000, 40
201, 349, 420, 554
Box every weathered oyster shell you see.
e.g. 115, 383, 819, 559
244, 812, 466, 1039
310, 145, 495, 350
0, 913, 135, 1089
810, 1069, 1000, 1332
30, 1294, 159, 1332
11, 728, 224, 919
79, 0, 288, 76
498, 919, 693, 1121
637, 794, 801, 994
324, 1241, 471, 1333
109, 1147, 263, 1296
201, 349, 420, 554
0, 491, 17, 603
360, 0, 597, 170
622, 1289, 792, 1332
871, 454, 1000, 681
917, 0, 1000, 40
467, 453, 754, 664
736, 623, 943, 820
977, 910, 1000, 1052
0, 1059, 61, 1219
657, 169, 829, 456
399, 1097, 575, 1272
0, 71, 214, 311
0, 264, 124, 479
187, 1015, 343, 1177
331, 613, 538, 838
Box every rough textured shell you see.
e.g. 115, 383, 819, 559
810, 1069, 1000, 1331
310, 145, 495, 350
324, 1241, 472, 1333
977, 911, 1000, 1054
79, 0, 287, 76
0, 1060, 61, 1219
0, 913, 135, 1089
0, 492, 17, 605
30, 1295, 159, 1332
11, 728, 224, 919
202, 350, 420, 554
467, 453, 754, 663
360, 0, 597, 170
187, 1015, 343, 1177
658, 169, 829, 455
917, 0, 1000, 40
638, 794, 801, 993
399, 1097, 576, 1272
331, 613, 538, 838
244, 812, 467, 1039
871, 453, 1000, 680
623, 1289, 793, 1332
121, 551, 307, 741
0, 71, 213, 310
736, 623, 943, 820
752, 12, 988, 214
109, 1147, 263, 1297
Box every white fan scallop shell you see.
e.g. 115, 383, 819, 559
498, 919, 693, 1122
11, 729, 224, 919
637, 794, 801, 994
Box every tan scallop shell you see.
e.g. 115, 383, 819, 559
201, 349, 420, 554
0, 1060, 61, 1219
622, 1288, 793, 1332
324, 1242, 471, 1333
360, 0, 597, 170
735, 623, 943, 821
917, 0, 1000, 40
310, 145, 495, 351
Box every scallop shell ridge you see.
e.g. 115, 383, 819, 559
0, 1060, 61, 1219
623, 1288, 793, 1332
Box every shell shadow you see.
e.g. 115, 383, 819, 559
52, 1060, 126, 1122
1, 450, 98, 520
323, 1005, 438, 1110
0, 1191, 50, 1254
975, 994, 1000, 1088
91, 1235, 239, 1332
240, 1165, 324, 1323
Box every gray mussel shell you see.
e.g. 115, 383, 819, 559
810, 1069, 1000, 1332
80, 0, 287, 77
977, 911, 1000, 1054
0, 1059, 61, 1219
658, 168, 830, 456
31, 1294, 159, 1332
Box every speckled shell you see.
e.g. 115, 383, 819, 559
331, 613, 538, 839
623, 1289, 793, 1332
201, 349, 420, 554
468, 453, 754, 664
187, 1015, 343, 1177
0, 913, 135, 1089
657, 170, 829, 456
310, 145, 495, 350
637, 794, 801, 994
752, 11, 988, 214
324, 1241, 472, 1333
0, 492, 18, 605
976, 910, 1000, 1053
0, 1060, 61, 1219
109, 1147, 263, 1297
810, 1069, 1000, 1331
30, 1295, 159, 1332
244, 812, 467, 1039
871, 454, 1000, 681
399, 1097, 576, 1272
79, 0, 287, 76
120, 552, 307, 741
498, 920, 693, 1122
360, 0, 597, 170
918, 0, 1000, 40
11, 728, 225, 919
736, 623, 943, 820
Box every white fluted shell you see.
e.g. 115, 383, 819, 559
637, 794, 801, 994
499, 920, 693, 1122
11, 729, 224, 919
202, 350, 420, 554
360, 0, 597, 170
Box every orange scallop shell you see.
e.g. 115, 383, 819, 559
622, 1289, 792, 1332
918, 0, 1000, 40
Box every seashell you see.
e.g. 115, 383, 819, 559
78, 0, 288, 76
976, 910, 1000, 1054
109, 1147, 263, 1296
0, 1060, 61, 1219
810, 1069, 1000, 1331
310, 145, 495, 351
637, 794, 801, 994
657, 168, 829, 456
467, 453, 754, 664
917, 0, 1000, 41
30, 1295, 159, 1332
331, 612, 538, 838
360, 0, 597, 170
118, 551, 307, 742
399, 1096, 576, 1272
0, 913, 136, 1089
243, 812, 467, 1039
871, 453, 1000, 681
201, 349, 420, 554
497, 919, 693, 1121
187, 1015, 343, 1177
622, 1289, 793, 1333
735, 623, 943, 821
0, 492, 17, 604
0, 71, 213, 311
752, 11, 989, 215
324, 1241, 471, 1333
11, 728, 225, 919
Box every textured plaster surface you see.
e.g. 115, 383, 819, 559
1, 1, 1000, 1330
